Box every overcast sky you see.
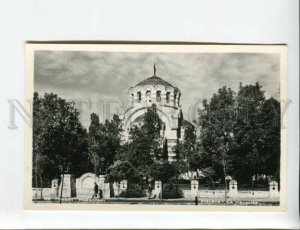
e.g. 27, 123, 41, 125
34, 51, 280, 127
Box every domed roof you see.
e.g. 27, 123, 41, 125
135, 75, 173, 88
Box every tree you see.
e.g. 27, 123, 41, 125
149, 162, 179, 183
198, 83, 281, 195
199, 86, 237, 205
141, 104, 163, 160
102, 114, 122, 168
260, 97, 280, 181
174, 124, 200, 180
108, 104, 164, 184
106, 160, 141, 183
33, 92, 43, 201
233, 83, 272, 183
87, 113, 122, 177
119, 125, 156, 182
32, 92, 89, 202
33, 153, 49, 200
87, 113, 103, 179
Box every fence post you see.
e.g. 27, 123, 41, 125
269, 181, 279, 198
228, 180, 238, 198
191, 179, 199, 198
51, 179, 59, 198
99, 175, 110, 199
59, 174, 75, 198
153, 181, 162, 199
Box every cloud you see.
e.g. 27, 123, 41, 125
34, 51, 280, 127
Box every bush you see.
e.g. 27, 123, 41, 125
162, 183, 183, 199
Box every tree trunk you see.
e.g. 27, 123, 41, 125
160, 182, 163, 200
223, 161, 228, 206
34, 160, 38, 203
39, 175, 43, 200
206, 174, 215, 190
59, 165, 64, 204
140, 184, 143, 197
94, 164, 97, 182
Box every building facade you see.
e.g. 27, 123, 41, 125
122, 65, 192, 161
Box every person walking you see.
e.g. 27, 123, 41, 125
92, 182, 98, 199
148, 183, 153, 199
98, 188, 103, 199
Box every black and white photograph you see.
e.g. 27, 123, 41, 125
25, 44, 287, 210
0, 0, 298, 228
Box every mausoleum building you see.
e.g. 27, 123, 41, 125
122, 64, 192, 161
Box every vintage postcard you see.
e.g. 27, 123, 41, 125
24, 43, 287, 211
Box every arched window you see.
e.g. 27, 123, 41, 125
156, 91, 161, 102
146, 90, 151, 102
146, 90, 151, 98
137, 92, 141, 102
166, 92, 170, 103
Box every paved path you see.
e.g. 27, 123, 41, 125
35, 196, 280, 206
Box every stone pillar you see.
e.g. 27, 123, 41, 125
170, 95, 175, 105
133, 92, 138, 105
99, 175, 110, 199
153, 181, 162, 199
99, 175, 105, 185
173, 93, 177, 107
120, 180, 128, 191
113, 180, 128, 197
269, 181, 279, 198
191, 179, 199, 198
51, 179, 59, 198
59, 174, 76, 198
228, 180, 238, 197
113, 182, 120, 197
168, 91, 174, 105
161, 92, 166, 104
141, 90, 146, 103
177, 93, 181, 107
151, 90, 156, 103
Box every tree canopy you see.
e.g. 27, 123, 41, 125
107, 104, 169, 183
33, 82, 280, 190
33, 92, 89, 185
87, 113, 122, 176
198, 83, 280, 183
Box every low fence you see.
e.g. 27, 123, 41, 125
32, 188, 52, 199
32, 174, 280, 201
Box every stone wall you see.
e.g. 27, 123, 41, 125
59, 174, 76, 198
32, 188, 52, 199
31, 176, 279, 201
180, 189, 272, 200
